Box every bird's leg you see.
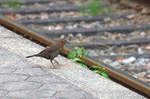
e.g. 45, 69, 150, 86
50, 60, 55, 69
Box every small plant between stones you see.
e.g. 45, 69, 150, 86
79, 0, 111, 16
0, 0, 24, 8
68, 46, 109, 79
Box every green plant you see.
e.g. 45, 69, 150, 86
79, 0, 111, 16
0, 0, 24, 8
92, 65, 109, 79
68, 46, 89, 68
68, 46, 109, 79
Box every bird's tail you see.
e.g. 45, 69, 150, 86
26, 54, 39, 58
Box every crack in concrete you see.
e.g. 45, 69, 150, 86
10, 68, 17, 73
24, 75, 31, 81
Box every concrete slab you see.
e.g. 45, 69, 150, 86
0, 46, 98, 99
0, 25, 146, 99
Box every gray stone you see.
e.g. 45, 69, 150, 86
35, 89, 56, 98
137, 48, 144, 54
103, 58, 112, 63
147, 70, 150, 73
0, 67, 16, 74
1, 97, 17, 99
0, 54, 32, 69
76, 33, 83, 39
60, 35, 65, 39
0, 48, 12, 55
110, 52, 116, 55
88, 51, 98, 57
0, 46, 98, 99
54, 90, 97, 99
0, 54, 20, 66
122, 57, 136, 64
0, 74, 28, 83
94, 23, 103, 28
40, 83, 79, 91
14, 67, 51, 76
99, 90, 145, 99
0, 81, 42, 91
27, 75, 67, 84
13, 60, 35, 68
135, 58, 149, 66
6, 90, 36, 98
0, 90, 8, 97
0, 27, 20, 38
111, 61, 120, 67
7, 90, 55, 98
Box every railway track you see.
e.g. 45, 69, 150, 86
0, 0, 150, 98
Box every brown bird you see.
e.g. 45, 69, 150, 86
26, 39, 69, 68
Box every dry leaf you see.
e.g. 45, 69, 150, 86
55, 25, 63, 30
6, 13, 16, 20
115, 57, 124, 62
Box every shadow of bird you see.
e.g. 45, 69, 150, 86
26, 39, 69, 69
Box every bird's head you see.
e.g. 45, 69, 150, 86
57, 39, 70, 47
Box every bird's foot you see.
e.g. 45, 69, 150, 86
50, 60, 62, 69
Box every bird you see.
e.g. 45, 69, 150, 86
26, 39, 69, 68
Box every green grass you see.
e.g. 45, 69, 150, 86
68, 46, 109, 79
79, 0, 111, 16
0, 0, 24, 8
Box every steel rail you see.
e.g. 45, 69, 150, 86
21, 0, 69, 4
0, 3, 109, 14
0, 15, 150, 98
0, 0, 73, 5
91, 53, 150, 60
19, 13, 128, 24
36, 24, 150, 37
0, 0, 61, 4
0, 5, 80, 14
67, 37, 150, 49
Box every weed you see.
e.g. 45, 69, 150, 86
0, 0, 24, 8
68, 46, 109, 79
92, 65, 109, 79
79, 0, 111, 16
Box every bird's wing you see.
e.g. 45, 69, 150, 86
39, 44, 59, 55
